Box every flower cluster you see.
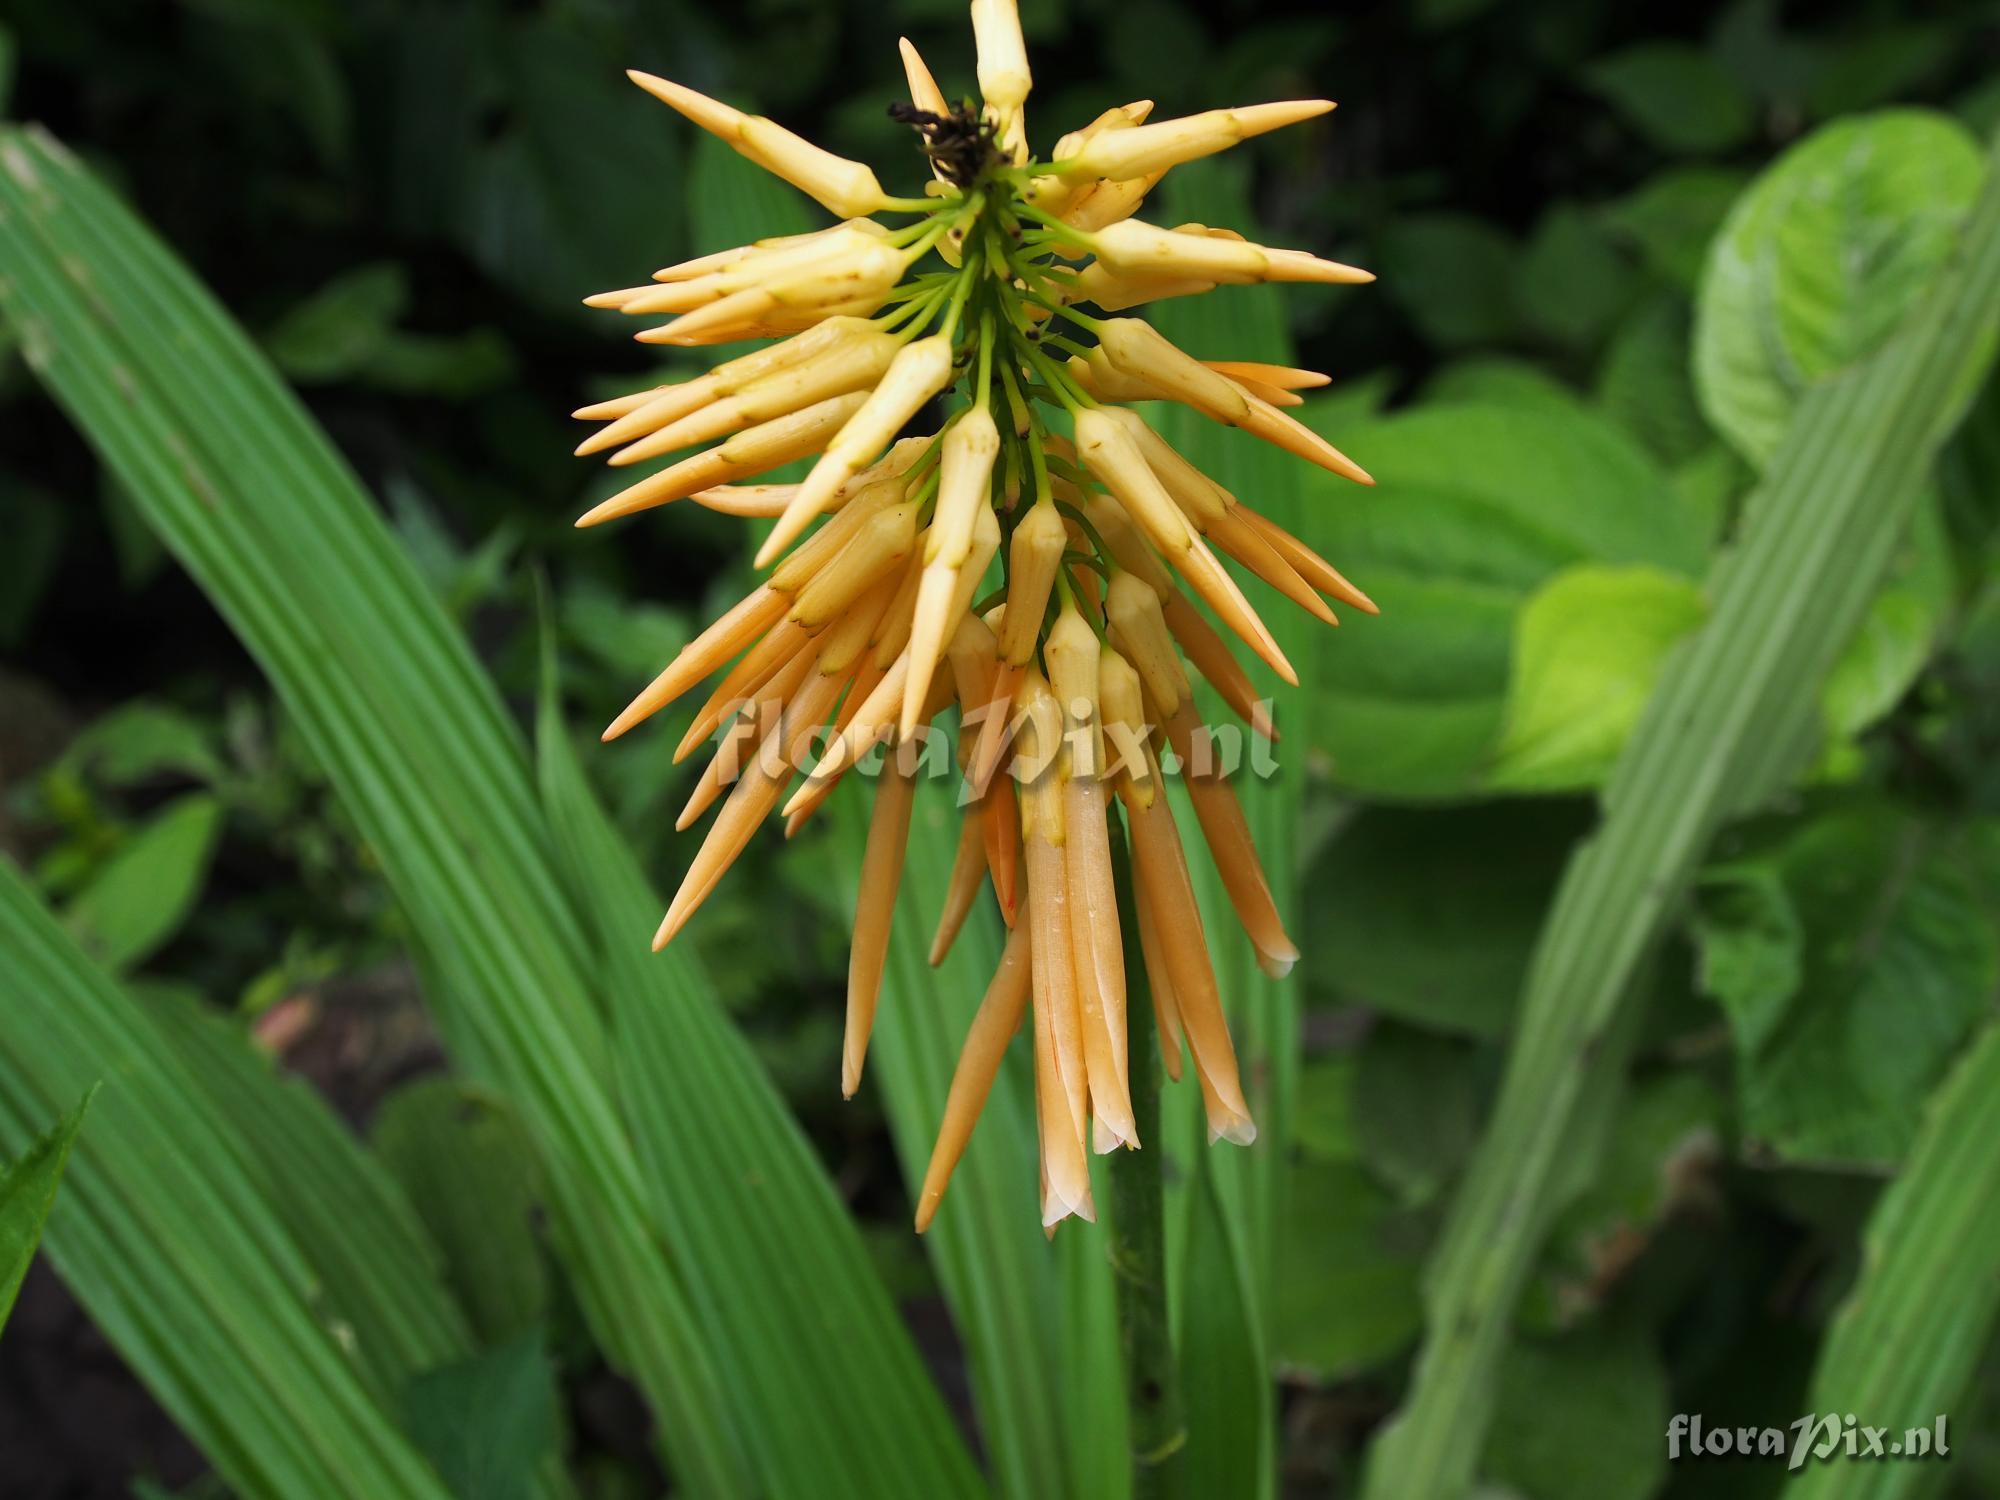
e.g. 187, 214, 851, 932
574, 0, 1375, 1231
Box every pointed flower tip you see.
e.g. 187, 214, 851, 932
1210, 1116, 1258, 1147
625, 69, 686, 107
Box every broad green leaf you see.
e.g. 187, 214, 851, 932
60, 701, 223, 786
0, 860, 452, 1499
361, 327, 517, 398
265, 262, 409, 383
0, 123, 967, 1498
1487, 565, 1709, 793
1365, 134, 2000, 1500
405, 1334, 562, 1500
1423, 357, 1586, 418
0, 1089, 90, 1334
1480, 1329, 1669, 1500
1180, 1160, 1272, 1498
63, 792, 223, 971
1274, 1159, 1422, 1381
1376, 214, 1520, 348
1601, 166, 1753, 292
1596, 295, 1710, 467
1695, 110, 1987, 467
461, 20, 685, 316
1720, 807, 1998, 1168
1689, 863, 1801, 1057
1304, 402, 1703, 798
1303, 800, 1592, 1040
371, 1078, 549, 1347
1351, 1025, 1488, 1207
1514, 205, 1637, 352
1293, 1056, 1358, 1162
1585, 44, 1755, 155
1818, 493, 1952, 747
1785, 1024, 2000, 1500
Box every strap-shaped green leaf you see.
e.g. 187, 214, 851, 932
0, 123, 974, 1498
0, 862, 453, 1500
142, 997, 476, 1394
830, 777, 1104, 1500
535, 686, 986, 1500
0, 1088, 90, 1334
1782, 1024, 2000, 1500
1363, 136, 2000, 1500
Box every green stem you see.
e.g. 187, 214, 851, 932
1106, 817, 1187, 1500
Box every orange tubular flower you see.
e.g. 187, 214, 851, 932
573, 0, 1374, 1232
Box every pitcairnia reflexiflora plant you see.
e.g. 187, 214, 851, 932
572, 0, 1375, 1231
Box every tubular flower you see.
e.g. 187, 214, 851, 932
572, 1, 1377, 1234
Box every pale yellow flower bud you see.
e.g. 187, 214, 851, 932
1097, 646, 1154, 808
1013, 668, 1066, 842
925, 408, 1001, 568
1083, 494, 1174, 598
1094, 319, 1251, 421
578, 389, 869, 527
1071, 407, 1191, 556
627, 71, 890, 218
1066, 349, 1163, 404
1065, 259, 1214, 313
760, 335, 957, 566
647, 237, 911, 346
1104, 570, 1183, 718
997, 500, 1068, 665
1100, 406, 1230, 530
870, 553, 927, 670
1053, 100, 1332, 182
898, 37, 950, 118
816, 567, 904, 676
647, 220, 887, 285
1042, 600, 1101, 775
1064, 767, 1134, 1150
609, 328, 902, 467
790, 501, 919, 629
902, 499, 1000, 738
576, 315, 878, 457
618, 225, 889, 316
767, 473, 903, 593
970, 0, 1031, 110
1090, 218, 1373, 287
1061, 170, 1165, 235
